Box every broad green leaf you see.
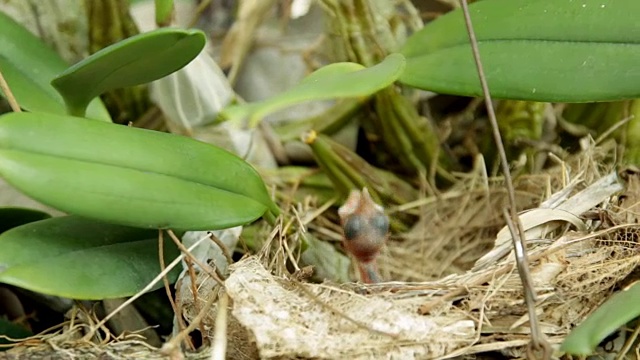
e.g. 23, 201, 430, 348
0, 112, 279, 230
223, 53, 406, 126
561, 282, 640, 355
0, 12, 111, 121
400, 0, 640, 102
51, 28, 206, 117
0, 207, 50, 234
0, 216, 180, 299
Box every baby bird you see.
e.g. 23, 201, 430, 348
338, 188, 389, 283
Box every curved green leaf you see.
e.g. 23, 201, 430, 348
51, 28, 206, 117
0, 207, 51, 234
561, 282, 640, 355
223, 53, 406, 126
0, 112, 278, 230
0, 216, 180, 299
0, 12, 111, 121
400, 0, 640, 102
0, 151, 269, 230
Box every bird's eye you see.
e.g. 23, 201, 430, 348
370, 214, 389, 235
343, 215, 364, 240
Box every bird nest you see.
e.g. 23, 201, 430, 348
185, 140, 639, 359
3, 142, 639, 359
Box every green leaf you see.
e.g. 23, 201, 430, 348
0, 112, 279, 230
0, 216, 180, 299
561, 282, 640, 355
300, 234, 351, 283
223, 53, 406, 126
51, 28, 206, 117
0, 12, 111, 121
0, 318, 31, 347
0, 207, 51, 234
400, 0, 640, 102
155, 0, 174, 26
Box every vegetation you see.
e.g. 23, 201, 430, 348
0, 0, 639, 357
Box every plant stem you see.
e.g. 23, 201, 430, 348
0, 69, 21, 112
459, 0, 551, 357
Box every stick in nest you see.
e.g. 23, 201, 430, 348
458, 0, 550, 356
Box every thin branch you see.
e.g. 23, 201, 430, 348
208, 232, 234, 267
166, 230, 226, 286
458, 0, 551, 357
158, 231, 194, 350
162, 284, 218, 355
210, 292, 229, 360
82, 233, 213, 342
0, 69, 21, 112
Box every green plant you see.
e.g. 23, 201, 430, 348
0, 13, 278, 299
154, 0, 174, 26
221, 0, 640, 355
225, 0, 640, 124
560, 282, 640, 355
400, 0, 640, 102
223, 54, 406, 127
0, 215, 180, 299
0, 12, 110, 121
51, 27, 204, 117
1, 0, 638, 352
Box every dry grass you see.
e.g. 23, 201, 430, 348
3, 141, 639, 359
182, 140, 639, 359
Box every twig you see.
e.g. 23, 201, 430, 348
158, 231, 194, 350
210, 292, 229, 360
208, 232, 234, 267
458, 0, 550, 358
615, 321, 640, 360
0, 69, 21, 112
166, 230, 226, 286
503, 208, 549, 359
82, 233, 213, 342
184, 254, 208, 345
162, 285, 219, 354
596, 114, 633, 145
